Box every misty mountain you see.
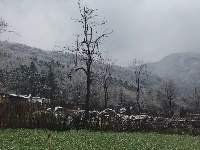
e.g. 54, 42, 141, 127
2, 41, 200, 93
149, 52, 200, 91
0, 41, 159, 87
0, 41, 74, 68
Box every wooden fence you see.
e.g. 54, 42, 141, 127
1, 102, 200, 136
0, 102, 76, 131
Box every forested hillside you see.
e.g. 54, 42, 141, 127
1, 41, 200, 116
0, 41, 149, 110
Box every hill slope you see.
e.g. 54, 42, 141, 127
2, 41, 199, 93
149, 52, 200, 90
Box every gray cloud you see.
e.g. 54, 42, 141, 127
1, 0, 200, 66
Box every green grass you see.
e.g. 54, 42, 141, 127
0, 129, 200, 150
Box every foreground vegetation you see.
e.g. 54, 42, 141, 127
0, 129, 199, 150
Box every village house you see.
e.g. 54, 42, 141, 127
0, 93, 30, 104
0, 93, 51, 105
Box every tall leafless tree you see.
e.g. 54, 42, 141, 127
68, 1, 112, 120
193, 84, 200, 113
100, 57, 113, 109
129, 59, 149, 114
164, 79, 177, 117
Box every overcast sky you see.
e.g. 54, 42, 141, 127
1, 0, 200, 66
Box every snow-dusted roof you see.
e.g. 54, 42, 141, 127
9, 93, 31, 99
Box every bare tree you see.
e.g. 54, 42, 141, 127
192, 84, 200, 113
129, 59, 149, 114
90, 75, 103, 110
67, 1, 112, 120
0, 17, 8, 35
0, 2, 20, 36
163, 79, 177, 117
99, 57, 114, 109
102, 63, 111, 109
0, 1, 8, 35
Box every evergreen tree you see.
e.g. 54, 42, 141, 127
46, 64, 58, 101
28, 61, 40, 96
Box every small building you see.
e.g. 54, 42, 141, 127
0, 93, 31, 104
7, 94, 31, 104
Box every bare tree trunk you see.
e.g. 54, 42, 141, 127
136, 91, 142, 114
85, 65, 91, 121
106, 92, 108, 109
169, 97, 173, 117
104, 86, 108, 109
136, 78, 142, 114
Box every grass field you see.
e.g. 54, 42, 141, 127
0, 129, 200, 150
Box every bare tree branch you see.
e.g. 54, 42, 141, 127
75, 67, 87, 75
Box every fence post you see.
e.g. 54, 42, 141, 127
48, 133, 52, 150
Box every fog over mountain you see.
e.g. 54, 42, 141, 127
1, 41, 200, 93
149, 52, 200, 91
1, 0, 200, 66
